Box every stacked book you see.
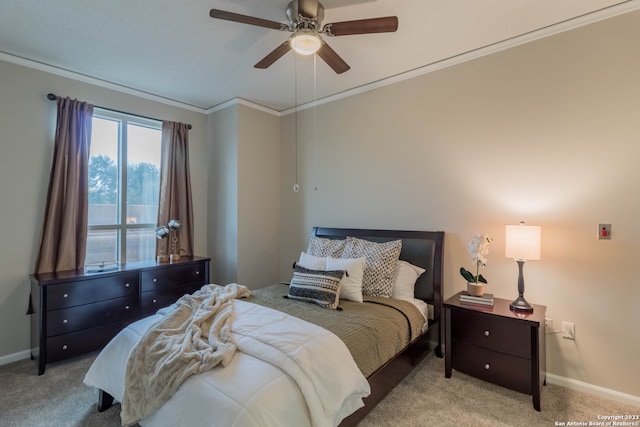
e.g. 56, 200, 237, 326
460, 291, 494, 307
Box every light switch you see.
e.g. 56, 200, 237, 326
598, 224, 611, 240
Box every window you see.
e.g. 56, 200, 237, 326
86, 109, 162, 264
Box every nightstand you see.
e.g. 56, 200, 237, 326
444, 292, 546, 411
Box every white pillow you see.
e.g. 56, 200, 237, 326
391, 260, 426, 301
325, 257, 366, 303
298, 252, 326, 270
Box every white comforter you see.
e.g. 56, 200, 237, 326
84, 298, 370, 427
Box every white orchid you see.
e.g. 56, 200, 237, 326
460, 234, 493, 284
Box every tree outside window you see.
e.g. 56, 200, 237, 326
86, 110, 161, 264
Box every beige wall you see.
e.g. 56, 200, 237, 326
208, 103, 281, 289
0, 60, 208, 360
237, 105, 281, 287
208, 106, 239, 285
279, 10, 640, 399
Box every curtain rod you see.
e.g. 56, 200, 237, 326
46, 93, 192, 130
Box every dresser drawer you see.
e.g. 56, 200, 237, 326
47, 294, 139, 337
141, 284, 202, 315
450, 309, 531, 359
452, 340, 532, 394
141, 263, 206, 292
47, 273, 139, 310
46, 319, 133, 362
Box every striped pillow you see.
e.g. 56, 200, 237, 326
288, 265, 344, 310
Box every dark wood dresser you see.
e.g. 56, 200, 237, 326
30, 256, 210, 374
444, 292, 546, 410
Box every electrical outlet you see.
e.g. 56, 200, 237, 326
545, 317, 553, 330
562, 321, 575, 340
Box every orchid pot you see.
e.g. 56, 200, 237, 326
467, 282, 485, 296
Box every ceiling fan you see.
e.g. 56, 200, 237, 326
209, 0, 398, 74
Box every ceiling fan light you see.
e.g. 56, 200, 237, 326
289, 32, 322, 55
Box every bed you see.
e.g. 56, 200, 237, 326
84, 227, 444, 426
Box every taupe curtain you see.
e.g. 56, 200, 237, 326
34, 97, 93, 274
157, 121, 194, 257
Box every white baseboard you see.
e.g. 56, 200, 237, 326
0, 349, 32, 367
547, 373, 640, 407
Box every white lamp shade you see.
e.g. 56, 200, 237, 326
505, 224, 541, 261
289, 32, 322, 55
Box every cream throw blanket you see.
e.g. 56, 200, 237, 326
120, 283, 251, 426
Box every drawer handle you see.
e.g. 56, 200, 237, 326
62, 345, 68, 350
125, 283, 130, 288
125, 305, 130, 310
152, 299, 157, 303
484, 330, 490, 337
62, 319, 68, 324
484, 363, 490, 370
196, 271, 200, 275
63, 293, 69, 298
153, 278, 157, 282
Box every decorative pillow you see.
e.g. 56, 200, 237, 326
306, 236, 346, 258
342, 237, 402, 298
326, 257, 366, 303
391, 260, 426, 301
297, 251, 326, 270
288, 265, 344, 310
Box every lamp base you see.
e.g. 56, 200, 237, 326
510, 295, 534, 312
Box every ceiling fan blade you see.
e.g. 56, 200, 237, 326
210, 9, 285, 31
323, 16, 398, 36
297, 0, 319, 19
254, 42, 292, 69
317, 42, 350, 74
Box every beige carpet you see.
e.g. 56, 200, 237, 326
359, 355, 638, 427
0, 352, 637, 426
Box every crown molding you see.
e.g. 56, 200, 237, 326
3, 1, 639, 118
206, 98, 280, 116
0, 51, 207, 114
281, 0, 640, 115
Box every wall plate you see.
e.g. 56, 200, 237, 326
598, 224, 611, 240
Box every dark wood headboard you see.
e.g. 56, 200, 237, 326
311, 227, 444, 324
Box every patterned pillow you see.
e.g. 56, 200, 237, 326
343, 237, 402, 298
288, 265, 344, 310
306, 236, 346, 258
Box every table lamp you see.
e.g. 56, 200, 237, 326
505, 222, 541, 312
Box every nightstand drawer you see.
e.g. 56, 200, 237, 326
452, 340, 532, 394
450, 308, 531, 359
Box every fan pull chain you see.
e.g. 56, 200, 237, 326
313, 53, 318, 192
293, 53, 300, 193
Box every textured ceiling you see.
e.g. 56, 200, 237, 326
1, 0, 638, 112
